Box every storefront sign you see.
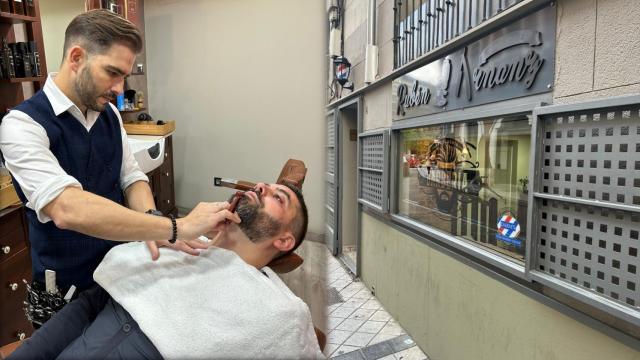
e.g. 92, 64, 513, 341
393, 5, 555, 120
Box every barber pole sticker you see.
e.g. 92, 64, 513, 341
496, 212, 522, 246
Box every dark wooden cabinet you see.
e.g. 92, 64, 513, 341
147, 135, 176, 216
0, 206, 32, 346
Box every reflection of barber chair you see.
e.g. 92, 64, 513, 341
0, 159, 326, 358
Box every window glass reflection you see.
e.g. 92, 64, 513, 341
397, 115, 531, 261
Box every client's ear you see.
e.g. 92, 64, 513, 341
273, 232, 295, 252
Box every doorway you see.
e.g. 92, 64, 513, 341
337, 102, 359, 274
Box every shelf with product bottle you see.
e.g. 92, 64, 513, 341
0, 0, 46, 346
0, 0, 47, 114
0, 0, 37, 19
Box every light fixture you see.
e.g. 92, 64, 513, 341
333, 56, 354, 91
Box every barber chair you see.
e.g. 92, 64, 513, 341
0, 159, 326, 358
214, 159, 326, 352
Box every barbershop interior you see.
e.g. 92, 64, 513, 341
0, 0, 639, 359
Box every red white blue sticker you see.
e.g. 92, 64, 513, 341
496, 212, 522, 246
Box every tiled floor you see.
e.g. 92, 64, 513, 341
325, 249, 429, 360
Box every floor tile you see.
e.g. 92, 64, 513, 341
378, 355, 397, 360
332, 346, 365, 360
333, 345, 361, 357
361, 299, 382, 310
358, 320, 387, 334
343, 332, 376, 347
379, 321, 405, 336
328, 316, 346, 330
351, 289, 374, 299
335, 318, 366, 332
324, 343, 340, 357
349, 308, 377, 321
342, 297, 367, 308
368, 332, 397, 346
392, 346, 429, 360
328, 329, 353, 345
370, 310, 392, 322
331, 305, 357, 318
360, 340, 394, 360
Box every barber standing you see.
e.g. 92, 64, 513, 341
0, 9, 239, 325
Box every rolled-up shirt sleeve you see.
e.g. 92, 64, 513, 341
0, 110, 82, 223
111, 104, 148, 190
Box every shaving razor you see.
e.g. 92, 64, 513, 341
214, 177, 255, 191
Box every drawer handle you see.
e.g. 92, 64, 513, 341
165, 172, 170, 177
17, 332, 26, 341
9, 282, 18, 291
166, 200, 170, 204
164, 152, 169, 158
2, 246, 9, 254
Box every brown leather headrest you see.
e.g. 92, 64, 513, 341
276, 159, 307, 189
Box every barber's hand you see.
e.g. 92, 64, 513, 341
145, 239, 210, 261
144, 202, 239, 260
177, 201, 240, 241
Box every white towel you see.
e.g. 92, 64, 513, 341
94, 242, 324, 359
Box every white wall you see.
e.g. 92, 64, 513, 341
40, 0, 85, 73
144, 0, 326, 235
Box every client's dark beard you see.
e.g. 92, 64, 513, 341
233, 196, 281, 243
74, 65, 117, 112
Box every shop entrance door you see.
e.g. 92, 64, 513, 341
337, 102, 359, 274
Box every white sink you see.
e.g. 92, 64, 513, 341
128, 137, 165, 173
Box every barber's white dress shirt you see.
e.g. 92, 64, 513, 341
0, 73, 148, 223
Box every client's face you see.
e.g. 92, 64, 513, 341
232, 191, 282, 243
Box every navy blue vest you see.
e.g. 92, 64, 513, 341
11, 91, 124, 290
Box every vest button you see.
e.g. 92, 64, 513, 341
122, 323, 131, 333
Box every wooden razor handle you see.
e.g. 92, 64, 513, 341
214, 177, 255, 191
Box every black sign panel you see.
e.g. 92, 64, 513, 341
392, 5, 555, 120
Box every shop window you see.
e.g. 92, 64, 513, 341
396, 115, 530, 262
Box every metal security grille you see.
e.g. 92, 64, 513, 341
393, 0, 526, 68
326, 112, 339, 254
529, 96, 640, 325
358, 131, 390, 212
537, 200, 638, 307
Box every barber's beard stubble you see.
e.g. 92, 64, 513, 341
75, 65, 117, 112
234, 196, 282, 243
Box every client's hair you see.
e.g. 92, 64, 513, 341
281, 183, 308, 257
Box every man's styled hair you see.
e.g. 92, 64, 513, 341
282, 183, 308, 256
63, 9, 142, 58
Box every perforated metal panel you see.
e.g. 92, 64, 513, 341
537, 200, 639, 307
530, 97, 640, 324
358, 131, 390, 212
540, 109, 640, 206
326, 112, 338, 255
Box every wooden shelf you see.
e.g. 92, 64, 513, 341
119, 107, 146, 113
0, 11, 38, 24
0, 76, 45, 83
124, 120, 175, 135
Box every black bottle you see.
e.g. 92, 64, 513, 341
18, 42, 31, 77
2, 38, 15, 78
28, 41, 40, 76
9, 43, 23, 77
